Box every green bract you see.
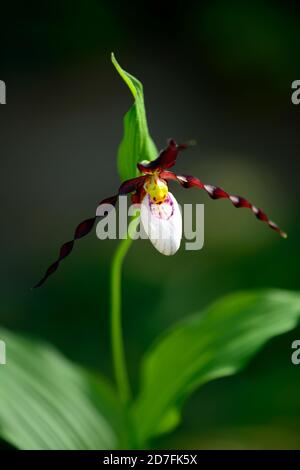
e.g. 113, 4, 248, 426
111, 53, 158, 181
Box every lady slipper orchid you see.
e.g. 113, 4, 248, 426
34, 139, 287, 287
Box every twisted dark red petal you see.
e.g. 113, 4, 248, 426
137, 139, 188, 173
161, 171, 287, 238
33, 216, 98, 288
34, 175, 146, 288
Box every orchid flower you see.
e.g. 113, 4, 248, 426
34, 139, 286, 288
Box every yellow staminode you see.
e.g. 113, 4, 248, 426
144, 176, 168, 204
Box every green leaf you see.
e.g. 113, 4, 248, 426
111, 53, 158, 181
134, 289, 300, 445
0, 328, 118, 449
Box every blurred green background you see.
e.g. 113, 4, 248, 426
1, 0, 300, 449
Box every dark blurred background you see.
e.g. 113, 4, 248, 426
1, 0, 300, 449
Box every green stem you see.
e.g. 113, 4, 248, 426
110, 237, 132, 404
110, 216, 139, 404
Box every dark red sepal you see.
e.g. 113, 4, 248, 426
137, 139, 188, 174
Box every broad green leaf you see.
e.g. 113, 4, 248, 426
0, 328, 118, 450
111, 53, 158, 181
134, 289, 300, 445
